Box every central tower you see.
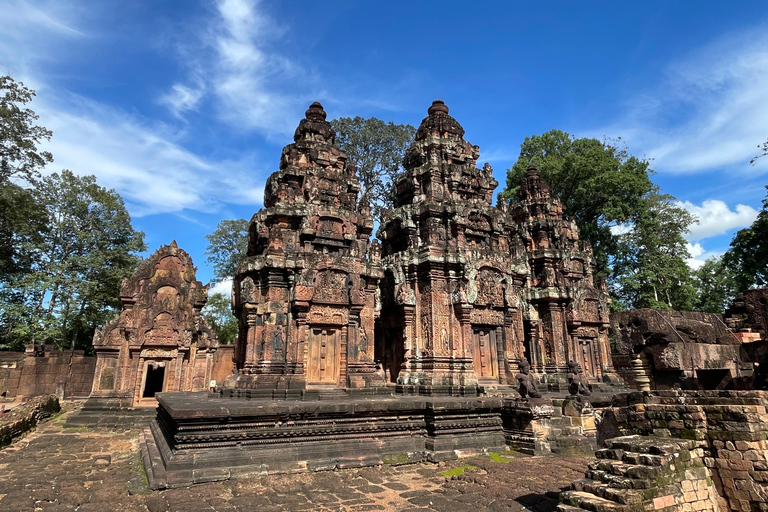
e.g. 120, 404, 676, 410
377, 100, 529, 394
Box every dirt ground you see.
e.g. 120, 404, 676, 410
0, 408, 589, 512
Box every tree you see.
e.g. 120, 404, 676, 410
204, 218, 248, 283
504, 130, 654, 276
0, 75, 53, 183
330, 116, 415, 223
202, 292, 237, 345
611, 190, 697, 310
751, 138, 768, 165
693, 256, 739, 314
0, 171, 146, 350
723, 186, 768, 291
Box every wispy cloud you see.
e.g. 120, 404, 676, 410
0, 1, 268, 217
165, 0, 313, 137
38, 93, 265, 216
591, 26, 768, 175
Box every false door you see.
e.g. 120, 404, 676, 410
307, 327, 340, 384
472, 327, 498, 380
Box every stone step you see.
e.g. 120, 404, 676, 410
570, 479, 645, 505
584, 469, 645, 490
557, 503, 591, 512
588, 459, 664, 480
560, 490, 625, 512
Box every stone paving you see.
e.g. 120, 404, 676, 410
0, 407, 589, 512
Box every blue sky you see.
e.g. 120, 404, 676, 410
2, 0, 767, 295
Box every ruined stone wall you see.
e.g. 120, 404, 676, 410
611, 310, 751, 390
584, 390, 768, 512
0, 347, 95, 398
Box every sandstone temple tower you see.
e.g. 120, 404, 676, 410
231, 102, 383, 389
377, 100, 616, 393
377, 100, 530, 393
513, 165, 616, 382
91, 242, 225, 406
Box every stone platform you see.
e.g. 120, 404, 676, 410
139, 390, 585, 489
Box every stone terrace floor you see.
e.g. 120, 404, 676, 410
0, 406, 589, 512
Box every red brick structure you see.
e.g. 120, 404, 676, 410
231, 102, 383, 390
91, 242, 228, 406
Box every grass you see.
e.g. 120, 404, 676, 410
441, 464, 477, 478
488, 452, 511, 463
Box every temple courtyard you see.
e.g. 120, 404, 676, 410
0, 405, 588, 512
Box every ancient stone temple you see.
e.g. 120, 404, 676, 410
512, 164, 617, 383
230, 102, 383, 390
377, 100, 528, 392
139, 101, 617, 489
91, 242, 228, 406
377, 100, 616, 393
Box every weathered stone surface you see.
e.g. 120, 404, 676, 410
378, 100, 615, 393
231, 102, 383, 390
91, 242, 228, 406
610, 309, 763, 391
724, 289, 768, 340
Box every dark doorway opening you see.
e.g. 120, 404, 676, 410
143, 364, 165, 398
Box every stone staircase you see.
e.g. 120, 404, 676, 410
64, 397, 157, 429
558, 435, 715, 512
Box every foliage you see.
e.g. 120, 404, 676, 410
723, 186, 768, 291
504, 130, 654, 276
202, 292, 237, 345
751, 138, 768, 165
693, 256, 739, 314
0, 171, 146, 350
0, 181, 46, 281
204, 218, 248, 282
0, 75, 53, 183
330, 116, 415, 223
611, 190, 697, 310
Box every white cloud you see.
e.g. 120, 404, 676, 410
590, 26, 768, 175
209, 278, 233, 297
34, 93, 265, 216
161, 83, 206, 117
685, 242, 726, 271
678, 199, 758, 241
165, 0, 311, 138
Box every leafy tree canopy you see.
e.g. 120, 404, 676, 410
612, 190, 697, 311
0, 171, 146, 350
330, 116, 415, 223
204, 218, 248, 283
694, 256, 739, 314
504, 130, 655, 276
202, 292, 237, 345
723, 186, 768, 292
0, 75, 53, 183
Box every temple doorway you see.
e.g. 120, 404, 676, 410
307, 327, 340, 384
472, 326, 498, 380
142, 363, 165, 398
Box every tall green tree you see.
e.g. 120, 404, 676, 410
0, 171, 146, 350
723, 186, 768, 291
504, 130, 654, 276
693, 256, 739, 314
330, 116, 415, 223
0, 76, 52, 283
612, 190, 697, 310
204, 218, 248, 283
0, 75, 53, 183
202, 292, 237, 345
